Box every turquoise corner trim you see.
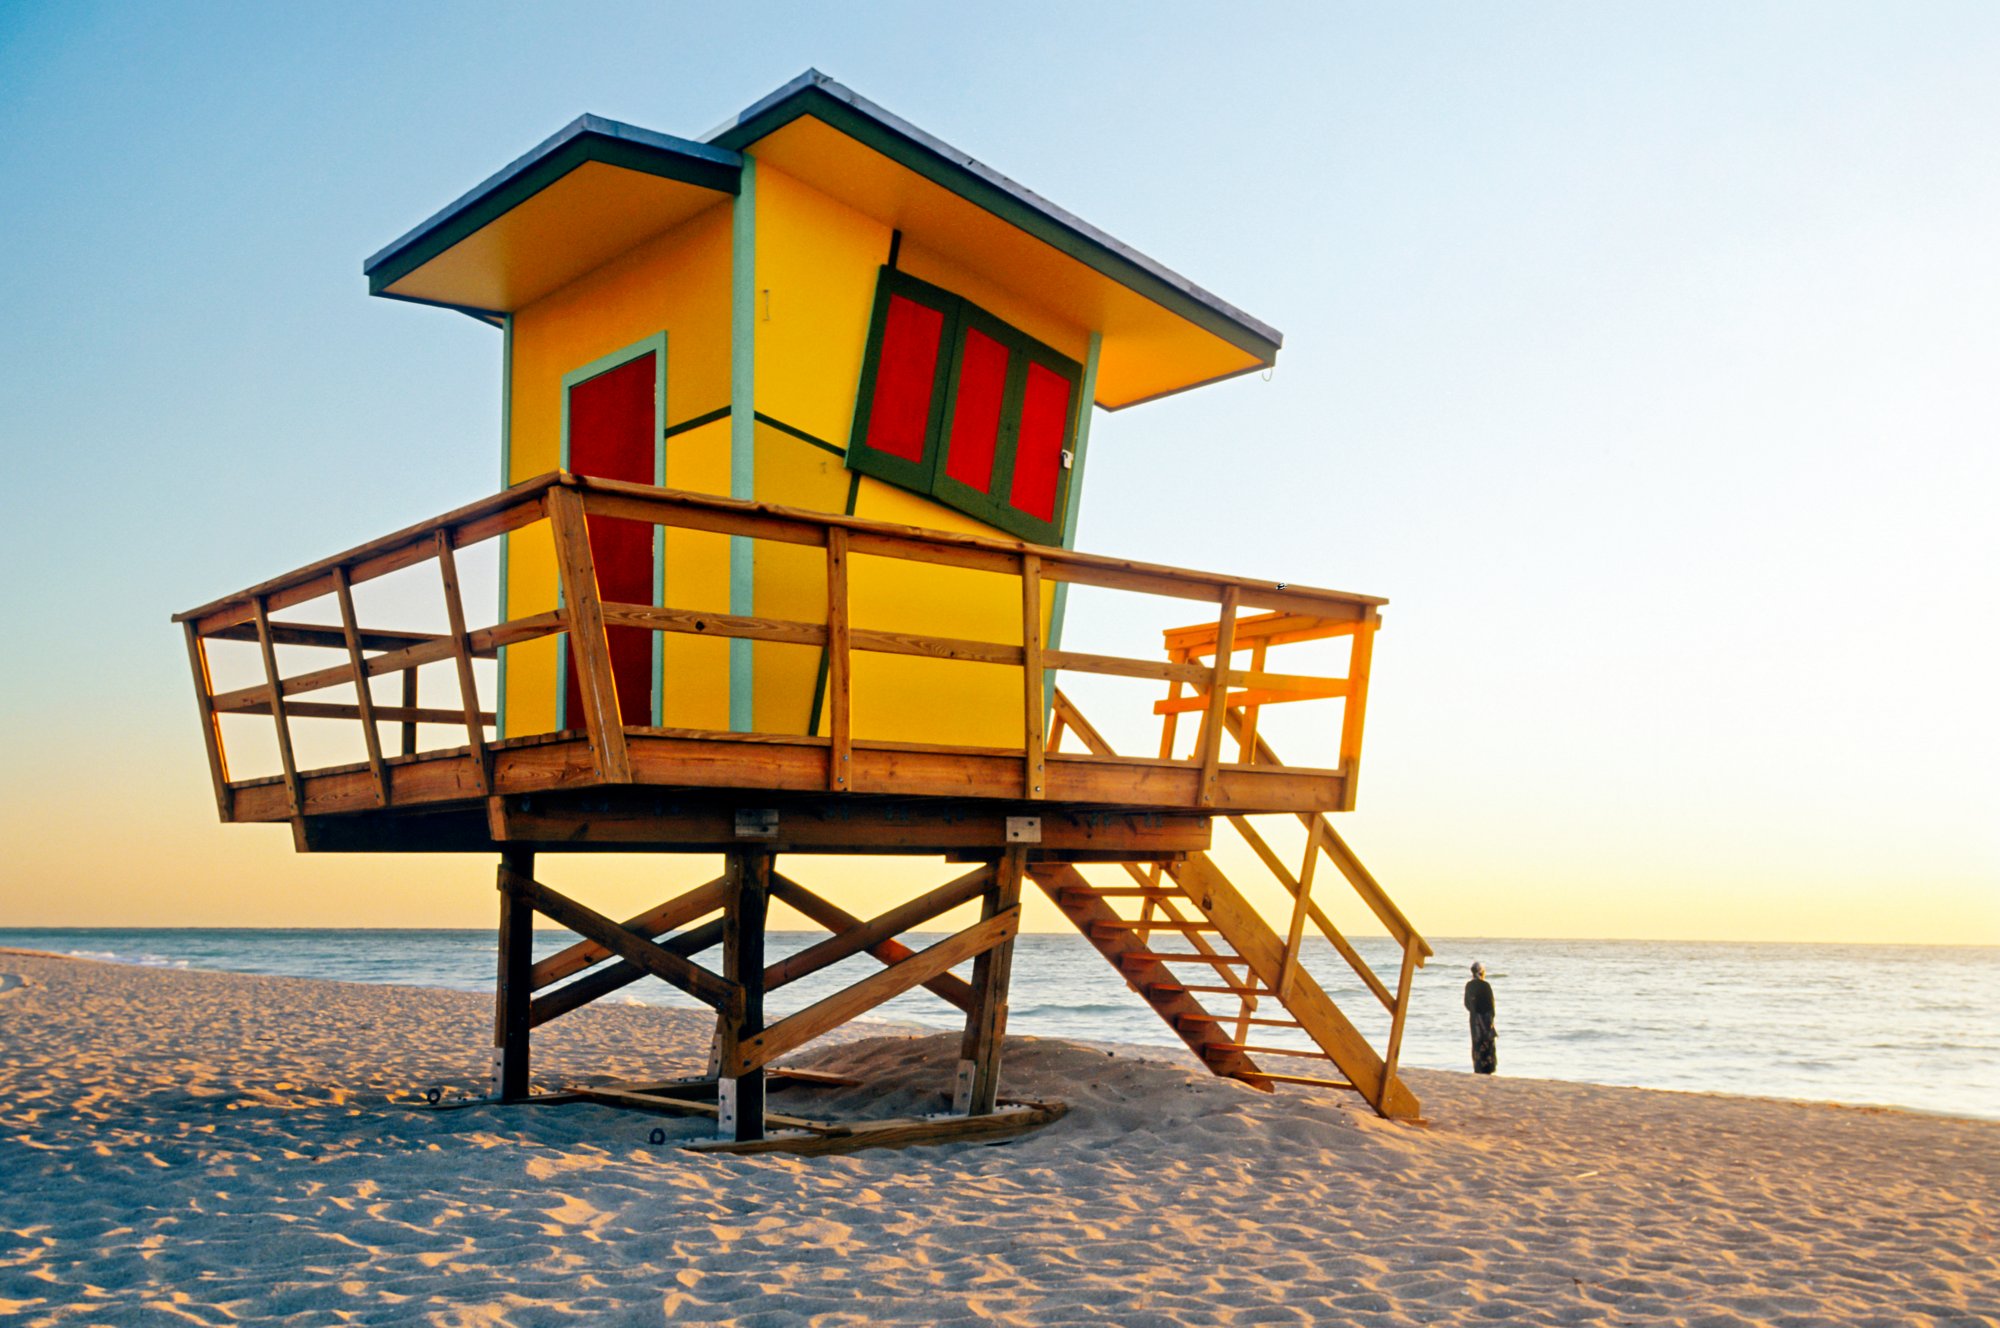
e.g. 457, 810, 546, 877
728, 155, 758, 732
1045, 330, 1101, 711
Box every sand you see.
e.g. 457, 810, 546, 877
0, 953, 1993, 1327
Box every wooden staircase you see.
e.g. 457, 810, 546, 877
1044, 676, 1431, 1120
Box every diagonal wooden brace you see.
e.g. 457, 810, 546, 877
505, 867, 740, 1015
726, 906, 1020, 1077
529, 918, 725, 1029
529, 875, 730, 990
766, 868, 988, 1011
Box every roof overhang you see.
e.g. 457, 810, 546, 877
707, 72, 1281, 410
364, 116, 741, 318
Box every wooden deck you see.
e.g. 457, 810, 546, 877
174, 471, 1382, 852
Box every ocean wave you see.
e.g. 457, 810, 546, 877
60, 949, 193, 970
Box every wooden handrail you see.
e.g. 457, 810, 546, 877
175, 474, 1386, 824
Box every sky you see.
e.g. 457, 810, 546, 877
0, 2, 1993, 943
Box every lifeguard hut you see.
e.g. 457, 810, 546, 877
174, 73, 1431, 1151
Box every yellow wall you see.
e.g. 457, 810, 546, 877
500, 199, 732, 736
497, 164, 1090, 749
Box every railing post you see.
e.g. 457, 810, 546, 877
1239, 639, 1268, 765
1194, 586, 1239, 807
1378, 934, 1420, 1113
825, 528, 851, 791
1020, 553, 1045, 800
180, 621, 234, 821
433, 529, 491, 795
1337, 609, 1378, 811
546, 486, 632, 783
331, 564, 389, 807
398, 668, 419, 757
250, 593, 303, 818
1276, 817, 1322, 1002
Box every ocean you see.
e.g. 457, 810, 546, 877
3, 928, 1992, 1120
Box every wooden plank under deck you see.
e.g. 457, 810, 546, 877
225, 727, 1350, 835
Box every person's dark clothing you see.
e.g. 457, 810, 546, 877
1464, 976, 1497, 1074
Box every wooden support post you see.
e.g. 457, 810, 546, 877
955, 845, 1026, 1116
398, 667, 418, 757
547, 485, 632, 783
1277, 818, 1324, 1002
1240, 640, 1268, 765
180, 621, 234, 821
434, 530, 491, 795
1020, 554, 1045, 800
1338, 612, 1377, 811
718, 850, 770, 1142
1195, 588, 1239, 807
494, 849, 534, 1101
250, 594, 302, 817
330, 564, 389, 807
826, 528, 851, 791
1378, 934, 1420, 1112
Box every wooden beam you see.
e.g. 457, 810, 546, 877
397, 668, 419, 758
684, 1098, 1067, 1157
1152, 679, 1347, 714
825, 528, 851, 791
433, 529, 491, 795
546, 486, 631, 783
1194, 587, 1239, 808
719, 850, 770, 1142
180, 621, 233, 821
1379, 934, 1420, 1114
250, 594, 302, 817
729, 907, 1019, 1076
1020, 554, 1045, 800
1338, 615, 1378, 811
956, 847, 1026, 1115
528, 875, 729, 990
528, 918, 724, 1028
1276, 818, 1324, 1003
767, 873, 978, 1012
764, 867, 990, 993
494, 850, 534, 1101
510, 868, 738, 1012
330, 565, 389, 807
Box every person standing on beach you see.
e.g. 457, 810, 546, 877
1464, 961, 1497, 1074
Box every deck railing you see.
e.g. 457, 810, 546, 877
174, 472, 1384, 821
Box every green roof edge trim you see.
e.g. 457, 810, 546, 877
363, 115, 743, 297
705, 71, 1283, 368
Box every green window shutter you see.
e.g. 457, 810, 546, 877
847, 268, 1083, 546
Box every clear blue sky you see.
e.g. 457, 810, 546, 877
1, 2, 1993, 939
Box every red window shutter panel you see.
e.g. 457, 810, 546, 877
1008, 361, 1072, 524
943, 326, 1010, 492
864, 295, 946, 463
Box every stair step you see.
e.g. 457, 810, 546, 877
1119, 950, 1245, 966
1201, 1042, 1336, 1062
1064, 887, 1187, 899
1148, 981, 1265, 997
1175, 1012, 1304, 1030
1090, 919, 1220, 934
1234, 1071, 1362, 1093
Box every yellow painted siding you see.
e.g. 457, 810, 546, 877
751, 423, 851, 733
659, 416, 733, 730
751, 163, 891, 447
500, 200, 732, 736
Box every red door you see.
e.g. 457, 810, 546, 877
562, 351, 656, 729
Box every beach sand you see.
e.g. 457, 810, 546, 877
0, 952, 1992, 1326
